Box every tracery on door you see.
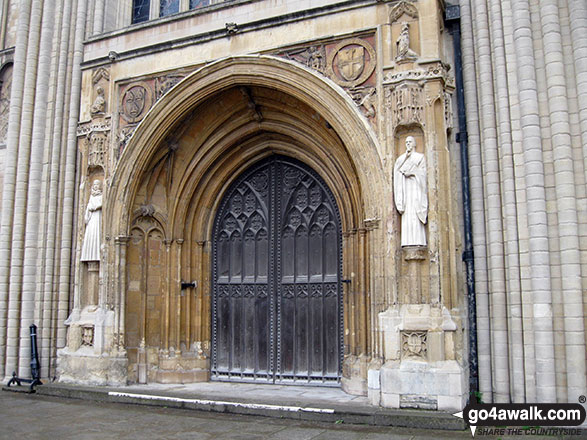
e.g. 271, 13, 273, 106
211, 155, 343, 384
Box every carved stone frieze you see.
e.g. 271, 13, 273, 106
385, 83, 424, 127
77, 119, 111, 137
384, 62, 455, 88
401, 331, 427, 360
279, 45, 326, 74
155, 75, 185, 101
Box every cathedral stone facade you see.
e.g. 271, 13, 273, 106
0, 0, 585, 411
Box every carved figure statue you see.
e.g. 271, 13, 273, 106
394, 136, 428, 246
80, 180, 103, 261
90, 85, 106, 115
396, 22, 418, 62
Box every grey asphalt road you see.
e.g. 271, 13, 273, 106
0, 391, 583, 440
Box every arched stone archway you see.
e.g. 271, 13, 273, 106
100, 56, 389, 393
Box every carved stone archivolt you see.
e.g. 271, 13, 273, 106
326, 38, 376, 88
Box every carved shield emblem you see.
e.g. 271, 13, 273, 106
123, 86, 146, 119
337, 46, 365, 81
406, 333, 423, 354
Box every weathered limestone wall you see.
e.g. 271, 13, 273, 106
461, 0, 587, 403
60, 0, 467, 410
0, 0, 87, 381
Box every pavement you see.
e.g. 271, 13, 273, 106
1, 382, 585, 439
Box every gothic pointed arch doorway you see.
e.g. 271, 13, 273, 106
211, 155, 343, 385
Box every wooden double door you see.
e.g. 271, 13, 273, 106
211, 155, 342, 384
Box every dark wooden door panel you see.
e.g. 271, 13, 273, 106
212, 156, 341, 384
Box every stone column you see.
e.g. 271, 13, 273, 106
539, 0, 586, 402
0, 0, 33, 380
459, 0, 493, 402
511, 0, 556, 403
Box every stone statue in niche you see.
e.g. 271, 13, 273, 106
90, 85, 106, 115
81, 180, 103, 261
396, 22, 418, 62
394, 136, 427, 247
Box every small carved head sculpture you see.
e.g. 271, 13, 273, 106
405, 135, 416, 155
91, 179, 103, 196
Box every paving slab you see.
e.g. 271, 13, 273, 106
9, 381, 468, 431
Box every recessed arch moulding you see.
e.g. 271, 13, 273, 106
57, 56, 394, 394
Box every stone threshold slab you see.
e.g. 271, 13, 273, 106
3, 383, 468, 431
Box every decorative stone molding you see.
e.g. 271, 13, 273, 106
389, 0, 418, 23
77, 119, 111, 137
326, 38, 376, 88
363, 217, 381, 230
384, 62, 454, 88
444, 91, 453, 130
92, 67, 110, 85
225, 22, 238, 34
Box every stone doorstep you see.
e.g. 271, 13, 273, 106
25, 383, 466, 431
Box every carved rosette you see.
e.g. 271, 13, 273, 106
401, 331, 427, 360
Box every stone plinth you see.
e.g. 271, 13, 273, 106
57, 349, 127, 386
57, 307, 127, 385
372, 304, 466, 411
